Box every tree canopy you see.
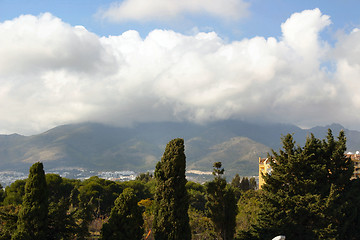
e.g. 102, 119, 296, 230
101, 188, 143, 240
252, 130, 354, 240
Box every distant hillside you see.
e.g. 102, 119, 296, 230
0, 121, 359, 177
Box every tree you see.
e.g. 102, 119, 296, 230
188, 208, 217, 240
231, 174, 241, 189
249, 177, 257, 190
186, 181, 206, 212
206, 162, 238, 240
100, 188, 143, 240
3, 179, 26, 206
235, 190, 261, 240
337, 178, 360, 239
46, 174, 78, 240
0, 205, 19, 239
12, 162, 48, 240
253, 130, 353, 240
135, 172, 153, 182
75, 176, 122, 239
153, 138, 191, 240
240, 177, 250, 191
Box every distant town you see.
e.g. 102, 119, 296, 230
0, 168, 219, 187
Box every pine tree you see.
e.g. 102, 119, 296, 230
231, 174, 241, 189
252, 130, 353, 240
249, 177, 257, 190
240, 177, 250, 191
100, 188, 143, 240
153, 138, 191, 240
12, 162, 48, 240
206, 162, 237, 240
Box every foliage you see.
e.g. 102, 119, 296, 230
12, 162, 48, 240
235, 190, 261, 239
78, 176, 122, 217
74, 176, 122, 239
0, 205, 19, 240
252, 130, 354, 240
186, 181, 206, 212
231, 174, 241, 188
153, 138, 191, 240
206, 162, 238, 240
189, 208, 217, 240
249, 177, 257, 190
231, 174, 257, 192
46, 174, 79, 240
135, 172, 153, 182
334, 178, 360, 239
3, 180, 26, 206
118, 179, 152, 201
139, 198, 154, 240
100, 188, 143, 240
0, 184, 4, 205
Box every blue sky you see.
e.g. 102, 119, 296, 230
2, 0, 359, 40
0, 0, 360, 134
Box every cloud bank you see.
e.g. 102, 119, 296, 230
99, 0, 250, 22
0, 9, 359, 134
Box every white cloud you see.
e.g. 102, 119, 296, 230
281, 8, 331, 69
99, 0, 250, 22
0, 9, 360, 134
333, 29, 360, 111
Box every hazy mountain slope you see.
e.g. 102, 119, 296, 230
0, 121, 359, 176
186, 136, 270, 176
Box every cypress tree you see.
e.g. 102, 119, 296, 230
153, 138, 191, 240
12, 162, 48, 240
100, 188, 143, 240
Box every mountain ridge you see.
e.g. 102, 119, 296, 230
0, 121, 359, 177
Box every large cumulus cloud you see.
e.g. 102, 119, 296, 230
0, 9, 359, 134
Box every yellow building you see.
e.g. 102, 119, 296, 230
346, 151, 360, 179
258, 157, 272, 189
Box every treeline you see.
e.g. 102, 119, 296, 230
0, 138, 255, 240
0, 130, 359, 239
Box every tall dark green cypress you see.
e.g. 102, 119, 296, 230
153, 138, 191, 240
12, 162, 48, 240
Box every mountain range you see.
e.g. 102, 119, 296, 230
0, 120, 359, 177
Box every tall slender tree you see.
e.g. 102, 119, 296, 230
153, 138, 191, 240
12, 162, 48, 240
206, 162, 237, 240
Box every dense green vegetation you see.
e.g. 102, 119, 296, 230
238, 130, 358, 240
100, 188, 143, 240
153, 138, 191, 240
12, 162, 48, 240
206, 162, 237, 240
0, 131, 358, 239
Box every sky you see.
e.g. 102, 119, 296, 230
0, 0, 360, 135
